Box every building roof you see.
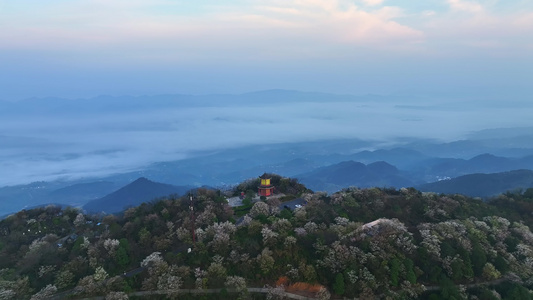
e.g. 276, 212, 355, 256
362, 218, 389, 230
259, 173, 271, 179
278, 198, 306, 211
258, 186, 274, 189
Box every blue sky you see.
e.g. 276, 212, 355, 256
0, 0, 532, 100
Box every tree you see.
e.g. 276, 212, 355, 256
404, 259, 417, 284
439, 275, 462, 300
250, 202, 270, 218
94, 266, 109, 282
55, 270, 75, 289
115, 239, 130, 269
333, 273, 345, 295
73, 213, 86, 227
30, 285, 57, 300
504, 284, 533, 300
257, 248, 275, 276
471, 242, 487, 277
494, 255, 509, 273
225, 276, 247, 299
482, 263, 500, 281
317, 287, 331, 300
390, 258, 401, 287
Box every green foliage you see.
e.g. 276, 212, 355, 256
116, 245, 130, 269
477, 288, 500, 300
503, 284, 533, 300
462, 255, 474, 280
71, 236, 84, 254
2, 178, 533, 299
404, 259, 417, 284
279, 209, 293, 220
439, 275, 462, 300
522, 188, 533, 200
333, 273, 345, 295
505, 236, 520, 252
441, 241, 456, 257
390, 258, 401, 287
471, 242, 487, 277
450, 259, 464, 281
242, 197, 251, 206
494, 255, 509, 273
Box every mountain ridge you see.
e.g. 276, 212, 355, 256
83, 177, 192, 213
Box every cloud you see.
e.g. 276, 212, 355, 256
3, 93, 533, 186
361, 0, 384, 6
0, 0, 532, 101
447, 0, 484, 13
3, 0, 531, 66
0, 0, 423, 60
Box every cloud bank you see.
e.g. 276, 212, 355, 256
1, 92, 533, 186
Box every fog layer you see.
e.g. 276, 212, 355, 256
1, 91, 532, 186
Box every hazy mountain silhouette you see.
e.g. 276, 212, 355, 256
413, 154, 533, 181
296, 160, 416, 193
83, 177, 192, 213
47, 181, 120, 204
418, 169, 533, 198
348, 148, 430, 169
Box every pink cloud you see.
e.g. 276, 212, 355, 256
447, 0, 484, 13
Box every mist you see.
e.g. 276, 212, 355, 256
1, 91, 532, 187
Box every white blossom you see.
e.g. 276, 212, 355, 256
347, 269, 358, 284
176, 226, 191, 242
294, 227, 307, 236
265, 284, 285, 300
284, 236, 297, 247
81, 237, 90, 249
262, 227, 279, 245
225, 276, 247, 293
141, 252, 164, 268
104, 239, 120, 257
73, 213, 86, 227
272, 219, 292, 233
38, 265, 56, 278
0, 289, 16, 300
250, 201, 270, 218
335, 217, 349, 226
93, 266, 108, 282
304, 222, 318, 234
30, 284, 57, 300
316, 287, 331, 300
239, 215, 253, 227
285, 264, 299, 280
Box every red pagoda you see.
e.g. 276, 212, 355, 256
258, 174, 274, 197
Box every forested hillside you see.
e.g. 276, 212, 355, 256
1, 176, 532, 299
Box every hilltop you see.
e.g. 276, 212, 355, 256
83, 177, 192, 213
0, 175, 532, 299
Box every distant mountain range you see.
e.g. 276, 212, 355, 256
0, 181, 121, 218
2, 129, 533, 216
418, 169, 533, 197
411, 153, 533, 181
3, 167, 533, 218
297, 160, 416, 193
83, 177, 192, 213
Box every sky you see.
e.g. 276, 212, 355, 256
1, 0, 532, 100
1, 0, 533, 187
